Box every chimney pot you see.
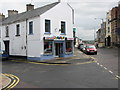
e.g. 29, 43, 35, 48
26, 4, 34, 11
0, 13, 5, 20
8, 10, 18, 17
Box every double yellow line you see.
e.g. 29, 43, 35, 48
2, 74, 20, 90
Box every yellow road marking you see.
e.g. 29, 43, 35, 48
10, 59, 95, 66
76, 61, 95, 65
3, 73, 20, 89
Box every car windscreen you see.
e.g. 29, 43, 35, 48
87, 45, 96, 48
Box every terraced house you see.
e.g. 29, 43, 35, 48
0, 1, 74, 61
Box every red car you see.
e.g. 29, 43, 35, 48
84, 45, 97, 55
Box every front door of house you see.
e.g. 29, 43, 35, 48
4, 41, 9, 55
55, 43, 63, 57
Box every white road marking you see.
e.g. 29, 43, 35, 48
109, 70, 113, 74
100, 65, 103, 67
104, 67, 107, 70
97, 63, 99, 65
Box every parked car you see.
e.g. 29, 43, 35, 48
0, 50, 9, 60
79, 44, 86, 52
78, 44, 84, 49
84, 45, 97, 55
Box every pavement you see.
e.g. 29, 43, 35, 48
1, 48, 92, 89
0, 73, 11, 89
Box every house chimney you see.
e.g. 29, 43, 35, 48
0, 13, 5, 20
8, 10, 18, 17
58, 0, 61, 2
26, 4, 34, 11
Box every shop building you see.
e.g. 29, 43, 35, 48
0, 2, 74, 61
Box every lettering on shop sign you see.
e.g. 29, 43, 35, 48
45, 36, 65, 40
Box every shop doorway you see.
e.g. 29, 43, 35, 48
55, 43, 63, 57
4, 41, 9, 55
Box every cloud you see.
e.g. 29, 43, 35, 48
0, 0, 119, 40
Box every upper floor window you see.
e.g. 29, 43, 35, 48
61, 21, 66, 34
29, 21, 33, 35
16, 24, 20, 36
45, 19, 51, 33
5, 26, 9, 37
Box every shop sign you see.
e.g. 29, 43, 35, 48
67, 38, 74, 40
45, 36, 65, 40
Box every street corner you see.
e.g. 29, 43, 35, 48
0, 73, 11, 90
2, 73, 20, 90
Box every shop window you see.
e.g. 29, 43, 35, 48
44, 41, 53, 54
61, 21, 66, 34
45, 19, 51, 33
66, 41, 72, 53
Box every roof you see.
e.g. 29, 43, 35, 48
1, 2, 59, 25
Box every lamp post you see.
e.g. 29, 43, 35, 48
94, 18, 105, 47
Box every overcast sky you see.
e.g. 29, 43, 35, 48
0, 0, 119, 40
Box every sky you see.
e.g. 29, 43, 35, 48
0, 0, 119, 40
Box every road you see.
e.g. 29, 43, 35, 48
88, 48, 118, 75
2, 48, 119, 88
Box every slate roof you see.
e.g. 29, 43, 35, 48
1, 2, 59, 25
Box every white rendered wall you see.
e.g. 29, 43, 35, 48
2, 21, 27, 56
40, 2, 73, 55
27, 17, 41, 57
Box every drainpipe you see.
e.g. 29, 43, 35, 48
26, 19, 28, 58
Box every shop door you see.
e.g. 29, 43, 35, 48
55, 43, 63, 57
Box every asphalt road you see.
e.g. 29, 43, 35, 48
88, 48, 118, 75
2, 48, 119, 88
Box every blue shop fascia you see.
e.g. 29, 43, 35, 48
43, 36, 74, 59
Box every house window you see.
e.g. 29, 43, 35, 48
45, 20, 51, 33
44, 41, 53, 54
108, 27, 110, 33
29, 21, 33, 35
5, 26, 9, 37
66, 41, 72, 52
61, 21, 66, 34
16, 24, 20, 36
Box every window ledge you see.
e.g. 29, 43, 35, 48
60, 33, 66, 35
44, 32, 51, 35
28, 33, 34, 35
5, 36, 9, 37
16, 35, 20, 37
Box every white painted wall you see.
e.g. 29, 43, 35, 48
27, 17, 41, 57
2, 21, 27, 56
39, 2, 73, 56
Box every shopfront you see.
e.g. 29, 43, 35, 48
43, 36, 74, 58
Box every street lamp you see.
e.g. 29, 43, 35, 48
94, 18, 104, 23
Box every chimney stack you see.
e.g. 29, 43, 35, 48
26, 4, 34, 11
8, 10, 18, 17
0, 13, 5, 20
58, 0, 61, 2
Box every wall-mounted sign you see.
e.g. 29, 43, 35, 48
44, 36, 65, 40
67, 38, 74, 40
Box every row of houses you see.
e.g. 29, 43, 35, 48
0, 1, 75, 61
96, 2, 120, 47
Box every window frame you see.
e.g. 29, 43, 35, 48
29, 21, 33, 35
45, 19, 51, 33
16, 24, 20, 36
5, 26, 9, 37
61, 21, 66, 34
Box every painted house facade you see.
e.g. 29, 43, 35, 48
0, 2, 74, 61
